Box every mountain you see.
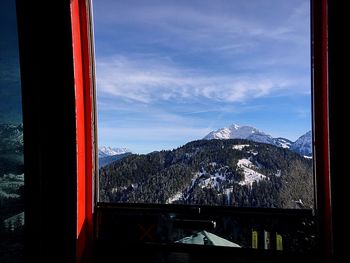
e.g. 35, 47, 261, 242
203, 124, 313, 157
204, 124, 261, 140
99, 139, 313, 209
0, 123, 23, 154
203, 124, 291, 149
98, 146, 130, 158
99, 152, 132, 168
98, 146, 132, 168
0, 124, 24, 222
290, 131, 312, 157
275, 137, 293, 149
0, 123, 24, 176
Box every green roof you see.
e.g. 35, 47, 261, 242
176, 230, 240, 247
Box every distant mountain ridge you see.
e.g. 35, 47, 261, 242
0, 123, 23, 154
290, 131, 312, 156
204, 124, 311, 157
99, 152, 132, 168
98, 146, 130, 158
98, 146, 132, 168
0, 123, 24, 221
0, 123, 24, 176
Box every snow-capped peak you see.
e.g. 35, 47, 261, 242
203, 123, 297, 150
203, 123, 312, 157
231, 124, 240, 130
204, 124, 269, 141
98, 146, 130, 158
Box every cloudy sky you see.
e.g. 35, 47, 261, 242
93, 0, 311, 154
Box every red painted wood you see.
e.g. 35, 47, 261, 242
70, 0, 94, 262
79, 0, 94, 249
71, 0, 86, 239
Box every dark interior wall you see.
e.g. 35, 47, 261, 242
16, 1, 77, 262
328, 1, 346, 262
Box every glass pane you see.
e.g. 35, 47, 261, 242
94, 0, 313, 209
93, 0, 315, 251
0, 0, 24, 262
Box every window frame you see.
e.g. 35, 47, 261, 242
89, 0, 331, 260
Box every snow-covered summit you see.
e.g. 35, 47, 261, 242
203, 124, 285, 147
204, 124, 266, 140
203, 123, 312, 157
98, 146, 130, 158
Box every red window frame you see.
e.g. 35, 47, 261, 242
70, 0, 96, 261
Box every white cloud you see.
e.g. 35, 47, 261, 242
96, 55, 304, 104
93, 1, 310, 104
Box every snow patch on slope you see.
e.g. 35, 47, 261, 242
237, 158, 266, 186
232, 144, 250, 150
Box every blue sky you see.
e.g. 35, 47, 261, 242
93, 0, 311, 154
